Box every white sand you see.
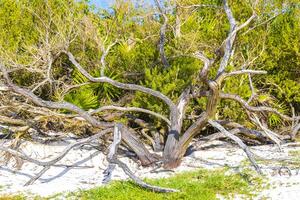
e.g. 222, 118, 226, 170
0, 138, 300, 199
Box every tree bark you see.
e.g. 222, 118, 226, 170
121, 125, 160, 166
162, 81, 220, 169
162, 87, 191, 168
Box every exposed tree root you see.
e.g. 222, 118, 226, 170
0, 128, 112, 185
103, 124, 179, 193
208, 120, 262, 174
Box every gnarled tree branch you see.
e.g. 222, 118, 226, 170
220, 92, 300, 121
90, 105, 170, 126
64, 51, 176, 111
104, 123, 179, 193
208, 120, 262, 174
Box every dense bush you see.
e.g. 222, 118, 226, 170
0, 0, 299, 133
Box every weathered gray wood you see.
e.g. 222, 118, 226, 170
106, 124, 179, 193
122, 125, 160, 166
208, 120, 262, 174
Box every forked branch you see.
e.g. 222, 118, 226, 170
0, 128, 113, 185
217, 0, 257, 75
220, 93, 300, 121
104, 124, 179, 193
64, 51, 176, 110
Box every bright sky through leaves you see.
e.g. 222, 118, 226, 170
89, 0, 154, 9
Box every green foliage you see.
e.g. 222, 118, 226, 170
1, 0, 299, 131
63, 69, 123, 110
131, 59, 201, 119
91, 70, 122, 102
0, 0, 37, 52
62, 69, 99, 110
108, 39, 157, 74
259, 5, 300, 109
0, 196, 25, 200
64, 87, 99, 111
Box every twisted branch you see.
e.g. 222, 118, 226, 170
104, 123, 179, 193
208, 120, 262, 174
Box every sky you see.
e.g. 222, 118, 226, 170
89, 0, 112, 9
89, 0, 154, 9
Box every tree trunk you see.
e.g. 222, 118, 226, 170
163, 113, 208, 169
121, 125, 160, 166
162, 110, 181, 168
162, 82, 220, 169
162, 88, 192, 168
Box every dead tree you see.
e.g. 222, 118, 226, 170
0, 0, 299, 190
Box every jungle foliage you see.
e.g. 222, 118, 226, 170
0, 0, 299, 136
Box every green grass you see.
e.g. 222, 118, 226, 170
71, 169, 262, 200
1, 168, 263, 200
289, 150, 300, 157
0, 196, 25, 200
250, 149, 300, 168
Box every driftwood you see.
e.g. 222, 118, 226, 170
0, 125, 171, 191
0, 128, 112, 185
103, 123, 179, 193
0, 0, 299, 193
208, 120, 262, 174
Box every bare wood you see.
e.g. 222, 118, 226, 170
216, 69, 267, 84
247, 74, 256, 103
1, 62, 158, 170
0, 85, 9, 91
0, 129, 112, 167
0, 63, 112, 128
251, 114, 282, 148
174, 5, 181, 38
217, 0, 256, 76
163, 112, 208, 169
103, 124, 122, 184
192, 51, 214, 80
163, 87, 191, 168
208, 120, 262, 174
114, 158, 179, 192
24, 166, 50, 186
226, 69, 267, 77
220, 93, 300, 121
217, 0, 237, 75
121, 125, 160, 166
177, 4, 220, 9
106, 123, 179, 193
194, 127, 266, 149
291, 123, 300, 139
64, 51, 176, 110
0, 128, 112, 185
90, 105, 170, 126
100, 40, 118, 77
0, 116, 27, 126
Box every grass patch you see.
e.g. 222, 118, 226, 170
288, 150, 300, 158
1, 168, 264, 200
72, 168, 262, 200
0, 196, 25, 200
246, 149, 300, 168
